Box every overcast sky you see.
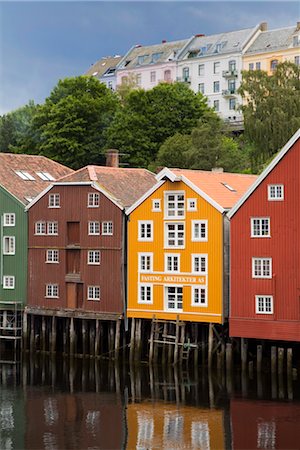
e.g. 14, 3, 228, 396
0, 1, 299, 115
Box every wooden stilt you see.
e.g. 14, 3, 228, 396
162, 322, 167, 363
174, 317, 180, 365
179, 322, 185, 365
257, 345, 262, 373
23, 311, 28, 351
95, 319, 100, 357
287, 348, 293, 375
63, 319, 68, 355
42, 316, 46, 353
168, 323, 173, 365
149, 318, 154, 365
193, 323, 199, 368
134, 319, 141, 362
82, 319, 87, 357
109, 322, 115, 358
30, 315, 35, 353
115, 319, 121, 360
271, 346, 277, 374
241, 338, 248, 372
226, 343, 232, 372
201, 326, 206, 367
278, 347, 284, 376
90, 321, 96, 358
51, 316, 56, 354
69, 317, 75, 356
208, 323, 213, 369
130, 318, 135, 364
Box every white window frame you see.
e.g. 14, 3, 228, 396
192, 220, 208, 242
187, 199, 197, 211
164, 253, 180, 273
88, 192, 100, 208
164, 191, 185, 219
48, 193, 60, 208
191, 254, 207, 274
3, 236, 15, 255
87, 250, 101, 265
88, 221, 100, 235
87, 285, 100, 301
138, 284, 153, 304
47, 221, 58, 235
138, 221, 153, 242
255, 295, 273, 314
252, 258, 272, 279
152, 199, 161, 212
45, 284, 59, 298
35, 221, 46, 235
165, 222, 185, 248
192, 286, 208, 307
251, 218, 270, 238
102, 221, 113, 235
3, 213, 15, 226
3, 275, 15, 289
165, 285, 183, 312
138, 253, 153, 272
46, 249, 59, 263
268, 184, 284, 201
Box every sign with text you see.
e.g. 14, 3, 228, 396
140, 273, 206, 285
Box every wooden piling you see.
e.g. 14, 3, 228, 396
89, 321, 96, 358
287, 348, 293, 375
30, 315, 35, 353
174, 317, 180, 365
115, 319, 121, 360
95, 319, 100, 357
241, 338, 248, 372
41, 316, 46, 353
23, 311, 28, 351
134, 319, 141, 363
271, 346, 277, 373
278, 347, 284, 376
149, 318, 154, 365
69, 317, 75, 356
226, 343, 232, 372
82, 320, 87, 356
109, 321, 115, 357
130, 318, 135, 363
51, 316, 56, 354
257, 345, 262, 373
193, 323, 199, 368
208, 323, 213, 369
179, 322, 185, 365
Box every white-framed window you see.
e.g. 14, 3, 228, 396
213, 81, 220, 92
46, 249, 59, 263
138, 284, 153, 303
102, 221, 113, 235
3, 236, 15, 255
48, 193, 60, 208
198, 83, 205, 94
198, 64, 205, 76
164, 192, 185, 219
165, 223, 185, 248
88, 286, 100, 301
251, 218, 270, 237
192, 254, 207, 274
165, 286, 183, 311
192, 286, 207, 307
138, 221, 153, 241
35, 221, 46, 235
268, 184, 284, 201
88, 250, 100, 265
3, 213, 15, 226
88, 192, 100, 207
36, 171, 55, 181
187, 199, 197, 211
15, 170, 35, 180
255, 295, 273, 314
46, 284, 59, 298
152, 199, 161, 211
213, 100, 219, 111
165, 253, 180, 272
192, 220, 208, 242
139, 253, 153, 272
214, 61, 220, 74
3, 276, 15, 289
252, 258, 272, 279
88, 221, 100, 235
150, 71, 156, 83
47, 222, 58, 235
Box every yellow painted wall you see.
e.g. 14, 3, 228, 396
243, 48, 299, 75
127, 180, 224, 323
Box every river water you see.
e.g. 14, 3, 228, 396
1, 357, 300, 449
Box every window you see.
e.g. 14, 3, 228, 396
213, 100, 219, 111
88, 193, 99, 207
192, 254, 207, 274
3, 276, 15, 289
187, 198, 197, 211
88, 286, 100, 301
182, 67, 189, 80
214, 62, 220, 74
139, 253, 153, 272
47, 222, 58, 235
164, 70, 171, 81
138, 221, 153, 241
165, 192, 185, 219
229, 98, 236, 110
46, 284, 59, 298
256, 295, 273, 314
228, 79, 235, 93
102, 221, 113, 235
251, 218, 270, 237
293, 35, 299, 47
229, 60, 236, 71
139, 285, 152, 303
198, 83, 205, 94
138, 55, 148, 65
136, 73, 142, 86
152, 199, 161, 211
165, 223, 185, 248
3, 236, 15, 254
150, 71, 156, 82
192, 286, 207, 306
36, 171, 55, 181
49, 193, 60, 208
46, 250, 59, 263
249, 63, 254, 70
15, 170, 35, 180
192, 220, 207, 242
270, 59, 279, 71
256, 62, 261, 70
268, 184, 284, 200
213, 81, 220, 92
295, 56, 300, 66
198, 64, 205, 76
215, 43, 222, 53
35, 221, 46, 235
152, 52, 163, 63
3, 213, 15, 226
165, 254, 180, 272
88, 250, 100, 265
88, 221, 100, 235
165, 286, 183, 311
252, 258, 272, 278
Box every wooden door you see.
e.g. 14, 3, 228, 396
67, 222, 80, 245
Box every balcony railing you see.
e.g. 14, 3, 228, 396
222, 89, 237, 97
222, 69, 238, 78
176, 76, 191, 83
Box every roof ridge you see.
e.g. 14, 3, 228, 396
87, 165, 98, 181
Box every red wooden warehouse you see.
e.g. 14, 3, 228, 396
228, 129, 300, 341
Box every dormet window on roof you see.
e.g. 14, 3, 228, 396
36, 171, 55, 181
137, 55, 149, 65
15, 170, 35, 181
151, 52, 163, 63
187, 50, 199, 59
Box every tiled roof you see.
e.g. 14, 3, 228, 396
59, 165, 157, 208
245, 26, 299, 54
85, 55, 123, 77
0, 153, 73, 205
171, 168, 258, 209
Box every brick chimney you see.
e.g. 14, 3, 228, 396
106, 149, 119, 167
260, 22, 268, 32
211, 167, 224, 173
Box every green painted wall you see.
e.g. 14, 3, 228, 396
0, 186, 27, 307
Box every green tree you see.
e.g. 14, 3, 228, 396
155, 133, 193, 168
106, 82, 210, 167
239, 61, 300, 169
33, 76, 119, 168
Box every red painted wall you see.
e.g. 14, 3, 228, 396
230, 138, 300, 341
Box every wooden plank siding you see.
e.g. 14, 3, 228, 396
230, 135, 300, 341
